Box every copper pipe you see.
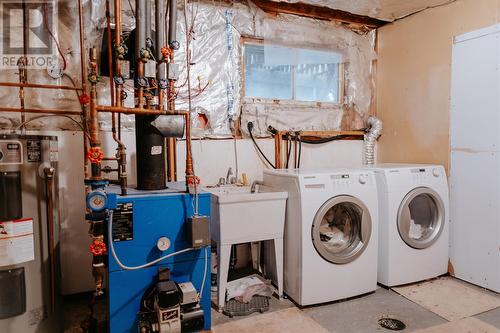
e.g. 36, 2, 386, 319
0, 82, 83, 91
284, 139, 289, 168
0, 107, 81, 115
137, 61, 145, 108
96, 105, 165, 115
114, 0, 122, 76
21, 1, 28, 130
116, 85, 123, 108
171, 139, 177, 181
78, 0, 89, 178
106, 0, 124, 149
89, 49, 100, 146
158, 89, 164, 112
44, 167, 56, 313
167, 82, 175, 112
18, 62, 26, 133
106, 0, 115, 107
167, 57, 177, 181
183, 112, 193, 182
114, 0, 123, 141
88, 47, 102, 180
274, 133, 282, 169
165, 0, 178, 183
89, 89, 99, 145
78, 0, 87, 93
293, 137, 298, 168
117, 146, 127, 195
82, 105, 89, 178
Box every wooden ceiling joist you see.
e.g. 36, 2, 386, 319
251, 0, 388, 29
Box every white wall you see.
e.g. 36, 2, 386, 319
54, 131, 365, 294
100, 130, 365, 186
377, 0, 500, 171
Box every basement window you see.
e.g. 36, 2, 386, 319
244, 42, 344, 104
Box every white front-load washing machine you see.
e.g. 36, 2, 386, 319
264, 168, 378, 306
367, 164, 449, 287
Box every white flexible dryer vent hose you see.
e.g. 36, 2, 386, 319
364, 116, 382, 165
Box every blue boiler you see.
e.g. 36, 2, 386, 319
106, 183, 211, 333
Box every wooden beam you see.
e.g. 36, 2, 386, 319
251, 0, 387, 28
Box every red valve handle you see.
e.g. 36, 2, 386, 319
161, 46, 172, 59
89, 239, 107, 256
79, 93, 90, 105
87, 147, 104, 164
187, 175, 200, 185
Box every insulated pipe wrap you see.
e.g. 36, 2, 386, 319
135, 0, 146, 59
155, 0, 166, 81
364, 116, 382, 165
168, 0, 178, 47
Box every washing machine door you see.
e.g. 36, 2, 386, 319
311, 195, 372, 264
397, 187, 445, 249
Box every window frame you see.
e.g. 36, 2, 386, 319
241, 37, 345, 106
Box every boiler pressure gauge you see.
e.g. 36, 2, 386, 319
157, 237, 171, 252
87, 190, 108, 212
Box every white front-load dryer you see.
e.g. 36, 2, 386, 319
367, 164, 449, 287
264, 168, 378, 306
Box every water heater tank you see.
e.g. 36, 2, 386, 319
0, 134, 62, 333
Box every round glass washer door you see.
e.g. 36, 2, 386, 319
397, 187, 445, 249
311, 195, 372, 264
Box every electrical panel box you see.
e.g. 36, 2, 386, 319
187, 216, 210, 249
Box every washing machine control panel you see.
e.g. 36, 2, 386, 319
410, 167, 441, 182
330, 173, 372, 188
432, 168, 441, 177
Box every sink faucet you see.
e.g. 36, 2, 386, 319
226, 167, 233, 184
251, 180, 264, 193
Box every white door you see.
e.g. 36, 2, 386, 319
450, 24, 500, 292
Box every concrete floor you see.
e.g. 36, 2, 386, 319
64, 277, 500, 332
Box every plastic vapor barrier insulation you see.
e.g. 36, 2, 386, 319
0, 1, 376, 138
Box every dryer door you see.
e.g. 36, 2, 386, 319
397, 187, 445, 249
311, 195, 372, 264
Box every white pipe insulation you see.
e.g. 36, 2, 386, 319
364, 116, 382, 165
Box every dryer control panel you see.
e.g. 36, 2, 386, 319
410, 167, 441, 182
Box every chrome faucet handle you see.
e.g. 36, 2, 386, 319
251, 180, 264, 193
226, 167, 233, 183
218, 177, 226, 186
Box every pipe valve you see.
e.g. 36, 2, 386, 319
87, 147, 104, 164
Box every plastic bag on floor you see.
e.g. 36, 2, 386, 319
226, 274, 274, 303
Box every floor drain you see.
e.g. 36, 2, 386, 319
378, 318, 407, 331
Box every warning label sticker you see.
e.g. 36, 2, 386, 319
151, 145, 162, 155
27, 139, 41, 162
0, 219, 35, 267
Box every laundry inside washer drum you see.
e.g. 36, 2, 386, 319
319, 203, 362, 253
406, 193, 439, 241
